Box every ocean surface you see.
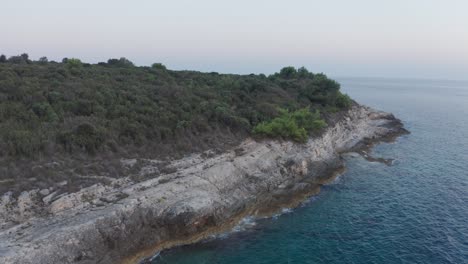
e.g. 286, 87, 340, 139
152, 78, 468, 264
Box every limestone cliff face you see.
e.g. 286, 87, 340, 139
0, 105, 407, 264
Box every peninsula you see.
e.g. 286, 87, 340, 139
0, 55, 408, 263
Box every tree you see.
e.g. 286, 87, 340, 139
8, 55, 27, 64
151, 63, 167, 70
20, 53, 31, 64
279, 66, 297, 79
73, 123, 104, 153
32, 102, 58, 122
335, 93, 352, 108
297, 67, 311, 78
38, 57, 48, 64
107, 57, 134, 67
298, 73, 341, 105
0, 54, 6, 63
0, 58, 348, 158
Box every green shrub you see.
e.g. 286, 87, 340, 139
107, 57, 134, 67
32, 102, 58, 122
0, 55, 349, 158
57, 123, 105, 154
74, 123, 104, 153
279, 66, 297, 79
290, 108, 326, 131
253, 108, 326, 142
336, 92, 352, 108
4, 129, 43, 156
66, 58, 82, 68
151, 63, 167, 70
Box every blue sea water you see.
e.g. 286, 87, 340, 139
153, 78, 468, 264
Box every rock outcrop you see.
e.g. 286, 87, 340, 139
0, 105, 407, 264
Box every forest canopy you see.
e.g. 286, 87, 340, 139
0, 54, 352, 159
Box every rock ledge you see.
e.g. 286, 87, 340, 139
0, 105, 408, 264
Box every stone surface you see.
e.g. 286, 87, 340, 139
0, 105, 407, 264
39, 189, 50, 196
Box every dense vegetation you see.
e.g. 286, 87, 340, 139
253, 108, 326, 142
0, 54, 352, 159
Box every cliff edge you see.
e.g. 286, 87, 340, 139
0, 104, 407, 264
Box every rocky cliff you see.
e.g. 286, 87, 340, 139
0, 105, 407, 264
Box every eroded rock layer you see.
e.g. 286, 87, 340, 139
0, 105, 407, 264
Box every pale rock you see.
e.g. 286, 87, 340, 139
0, 105, 407, 264
39, 189, 50, 196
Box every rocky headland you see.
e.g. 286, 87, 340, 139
0, 104, 408, 264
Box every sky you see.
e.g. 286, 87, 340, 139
1, 0, 467, 80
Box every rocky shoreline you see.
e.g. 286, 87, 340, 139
0, 105, 408, 264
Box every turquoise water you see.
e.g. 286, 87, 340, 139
153, 78, 468, 264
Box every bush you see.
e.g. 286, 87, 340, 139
336, 92, 352, 108
66, 58, 82, 68
297, 66, 313, 78
38, 57, 48, 64
0, 55, 349, 158
32, 102, 58, 122
107, 57, 134, 67
8, 55, 28, 64
151, 63, 167, 70
279, 66, 297, 79
57, 123, 105, 154
253, 108, 326, 142
74, 123, 104, 153
4, 130, 43, 156
290, 108, 326, 131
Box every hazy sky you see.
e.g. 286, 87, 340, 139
2, 0, 467, 79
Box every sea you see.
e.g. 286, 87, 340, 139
151, 78, 468, 264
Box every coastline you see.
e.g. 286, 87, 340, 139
129, 110, 408, 264
129, 167, 351, 264
0, 104, 408, 264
